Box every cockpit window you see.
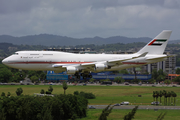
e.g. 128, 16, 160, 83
14, 53, 18, 55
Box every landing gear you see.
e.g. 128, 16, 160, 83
81, 72, 92, 80
74, 72, 92, 80
74, 72, 80, 80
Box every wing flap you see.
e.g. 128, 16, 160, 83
107, 52, 148, 66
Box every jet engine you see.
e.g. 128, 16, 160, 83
95, 64, 108, 71
66, 66, 78, 74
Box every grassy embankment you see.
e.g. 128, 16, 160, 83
0, 85, 180, 105
1, 85, 180, 119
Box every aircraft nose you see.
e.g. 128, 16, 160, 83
2, 58, 8, 65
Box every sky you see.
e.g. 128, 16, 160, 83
0, 0, 180, 40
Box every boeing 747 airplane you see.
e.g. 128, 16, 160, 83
2, 30, 172, 79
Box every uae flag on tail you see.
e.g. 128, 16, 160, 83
148, 39, 167, 46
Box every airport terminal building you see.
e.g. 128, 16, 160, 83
46, 71, 151, 81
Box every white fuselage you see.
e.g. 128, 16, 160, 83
2, 30, 172, 75
2, 51, 166, 73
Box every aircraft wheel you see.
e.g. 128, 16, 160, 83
83, 76, 87, 80
88, 75, 92, 78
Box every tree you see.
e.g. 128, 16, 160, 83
148, 79, 156, 84
74, 91, 79, 95
39, 72, 46, 80
40, 89, 45, 94
158, 69, 166, 77
159, 91, 163, 104
99, 104, 114, 120
119, 69, 129, 74
12, 71, 26, 82
152, 69, 166, 82
133, 79, 141, 84
0, 94, 88, 119
48, 86, 53, 92
28, 70, 46, 82
1, 92, 5, 97
176, 68, 180, 74
170, 91, 174, 105
0, 68, 12, 83
89, 78, 96, 83
157, 75, 165, 83
172, 76, 180, 83
7, 92, 11, 97
63, 81, 68, 94
123, 106, 138, 120
30, 76, 39, 83
164, 80, 171, 85
172, 91, 177, 106
164, 91, 168, 106
114, 76, 124, 84
167, 92, 171, 106
155, 91, 159, 105
16, 87, 23, 96
153, 91, 156, 102
152, 69, 158, 79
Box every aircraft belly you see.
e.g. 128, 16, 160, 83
9, 64, 50, 71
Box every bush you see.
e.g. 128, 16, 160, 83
46, 91, 51, 94
74, 91, 79, 95
0, 94, 88, 120
7, 92, 11, 97
16, 87, 23, 96
40, 89, 45, 94
1, 92, 5, 96
48, 86, 53, 92
74, 91, 96, 99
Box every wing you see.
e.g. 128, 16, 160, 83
52, 52, 148, 73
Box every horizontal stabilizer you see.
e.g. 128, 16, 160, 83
146, 56, 167, 60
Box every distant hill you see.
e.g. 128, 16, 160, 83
168, 40, 180, 44
0, 34, 179, 46
0, 34, 153, 46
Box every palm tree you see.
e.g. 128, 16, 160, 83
162, 90, 167, 105
172, 91, 177, 106
153, 91, 156, 102
159, 91, 163, 104
155, 91, 159, 105
167, 92, 171, 106
63, 81, 68, 94
171, 91, 174, 105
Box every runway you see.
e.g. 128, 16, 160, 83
89, 105, 180, 110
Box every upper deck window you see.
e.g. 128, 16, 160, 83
30, 54, 39, 55
43, 54, 53, 55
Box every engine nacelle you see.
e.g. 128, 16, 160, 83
66, 66, 78, 74
95, 64, 108, 71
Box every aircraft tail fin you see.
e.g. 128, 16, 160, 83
137, 30, 172, 55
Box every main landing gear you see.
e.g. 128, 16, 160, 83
74, 72, 92, 80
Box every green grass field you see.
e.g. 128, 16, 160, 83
1, 85, 180, 119
0, 85, 180, 105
